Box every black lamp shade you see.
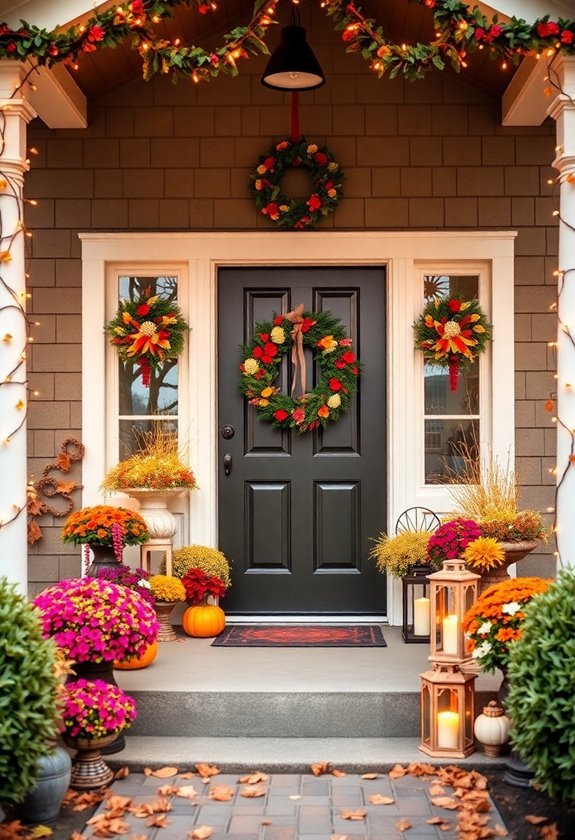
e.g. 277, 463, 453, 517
261, 25, 325, 91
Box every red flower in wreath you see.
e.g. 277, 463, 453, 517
329, 378, 343, 391
274, 409, 289, 422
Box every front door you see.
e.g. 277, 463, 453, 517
217, 267, 387, 615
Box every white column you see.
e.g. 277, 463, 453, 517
0, 62, 36, 592
548, 56, 575, 569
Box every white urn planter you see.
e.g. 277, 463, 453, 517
125, 488, 187, 576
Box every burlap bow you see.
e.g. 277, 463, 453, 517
284, 303, 307, 397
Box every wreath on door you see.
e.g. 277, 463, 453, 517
238, 305, 361, 433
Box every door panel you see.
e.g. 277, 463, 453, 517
218, 267, 387, 615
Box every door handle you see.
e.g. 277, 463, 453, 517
223, 453, 232, 476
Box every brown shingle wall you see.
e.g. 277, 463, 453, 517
24, 27, 558, 590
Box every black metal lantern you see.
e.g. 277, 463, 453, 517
402, 564, 432, 644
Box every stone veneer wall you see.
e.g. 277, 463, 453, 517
24, 12, 558, 596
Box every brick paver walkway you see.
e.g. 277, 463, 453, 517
80, 770, 508, 839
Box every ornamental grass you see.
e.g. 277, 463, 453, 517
370, 530, 431, 579
462, 577, 551, 673
149, 574, 186, 603
33, 577, 159, 663
101, 426, 197, 492
62, 505, 149, 546
62, 679, 136, 739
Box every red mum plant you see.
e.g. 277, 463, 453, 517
181, 568, 227, 604
427, 518, 482, 568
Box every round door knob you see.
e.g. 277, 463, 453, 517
221, 425, 235, 440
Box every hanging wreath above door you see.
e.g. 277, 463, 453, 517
238, 304, 361, 433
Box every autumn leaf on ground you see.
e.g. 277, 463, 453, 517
0, 825, 27, 840
368, 794, 395, 805
239, 772, 268, 784
157, 785, 180, 796
146, 814, 169, 827
389, 764, 407, 780
114, 767, 130, 780
174, 785, 199, 799
340, 809, 367, 821
431, 796, 459, 810
189, 827, 214, 839
65, 790, 106, 812
87, 815, 130, 836
331, 835, 349, 840
29, 828, 53, 839
129, 798, 171, 818
70, 834, 87, 840
361, 773, 379, 780
208, 785, 235, 802
407, 762, 436, 776
261, 820, 272, 826
429, 784, 445, 796
196, 763, 221, 779
526, 816, 549, 825
331, 768, 347, 778
494, 824, 509, 836
288, 795, 301, 800
146, 766, 179, 778
427, 817, 451, 828
180, 771, 195, 779
395, 819, 412, 832
540, 824, 559, 840
311, 762, 330, 776
240, 784, 267, 798
105, 794, 132, 813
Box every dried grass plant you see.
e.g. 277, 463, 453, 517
101, 425, 197, 491
448, 451, 519, 524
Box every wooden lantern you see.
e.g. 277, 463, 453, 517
419, 663, 476, 758
402, 564, 432, 644
428, 559, 479, 664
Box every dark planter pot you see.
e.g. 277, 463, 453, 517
85, 543, 124, 577
16, 746, 71, 824
67, 660, 125, 755
497, 669, 536, 789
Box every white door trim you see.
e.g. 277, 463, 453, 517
80, 230, 517, 623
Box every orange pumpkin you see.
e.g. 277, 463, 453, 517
182, 604, 226, 638
114, 641, 158, 670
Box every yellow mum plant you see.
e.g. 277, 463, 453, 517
162, 544, 232, 589
149, 574, 186, 603
370, 530, 430, 579
462, 537, 505, 572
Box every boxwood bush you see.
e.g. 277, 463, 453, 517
0, 578, 60, 807
506, 569, 575, 804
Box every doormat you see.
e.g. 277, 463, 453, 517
211, 625, 387, 647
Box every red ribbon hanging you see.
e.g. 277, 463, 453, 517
290, 91, 300, 142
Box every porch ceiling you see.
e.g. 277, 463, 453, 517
59, 0, 516, 103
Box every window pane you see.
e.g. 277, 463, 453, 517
424, 361, 479, 415
119, 419, 178, 460
424, 274, 478, 301
425, 419, 479, 484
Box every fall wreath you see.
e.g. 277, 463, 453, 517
413, 295, 492, 391
105, 286, 189, 386
249, 138, 343, 230
239, 305, 360, 433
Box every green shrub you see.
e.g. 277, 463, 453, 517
506, 569, 575, 804
162, 545, 231, 588
0, 578, 60, 807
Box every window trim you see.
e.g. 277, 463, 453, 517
81, 231, 516, 624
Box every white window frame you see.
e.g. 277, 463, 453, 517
81, 231, 516, 623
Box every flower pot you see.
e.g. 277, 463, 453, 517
16, 746, 72, 823
124, 488, 184, 541
478, 540, 538, 594
154, 601, 178, 641
85, 543, 123, 576
63, 733, 116, 791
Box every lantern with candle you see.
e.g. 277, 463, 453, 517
402, 565, 432, 643
420, 663, 476, 758
428, 559, 479, 663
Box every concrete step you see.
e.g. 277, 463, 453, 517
111, 736, 505, 772
127, 688, 495, 739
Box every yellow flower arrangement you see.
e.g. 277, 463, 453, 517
462, 537, 505, 572
149, 574, 186, 603
101, 427, 197, 492
370, 530, 430, 579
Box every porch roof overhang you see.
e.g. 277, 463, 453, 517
2, 0, 575, 129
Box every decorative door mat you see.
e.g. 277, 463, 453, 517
211, 624, 387, 647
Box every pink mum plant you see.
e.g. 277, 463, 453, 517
62, 679, 136, 739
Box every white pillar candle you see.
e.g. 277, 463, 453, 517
442, 614, 459, 654
413, 597, 430, 636
437, 710, 460, 749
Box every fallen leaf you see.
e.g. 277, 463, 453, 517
180, 772, 195, 779
340, 809, 367, 821
389, 764, 407, 780
239, 772, 268, 784
0, 822, 28, 839
70, 834, 86, 840
240, 784, 267, 798
361, 773, 379, 780
540, 824, 559, 840
331, 768, 347, 777
143, 768, 153, 777
395, 819, 412, 832
431, 796, 459, 810
129, 798, 172, 818
261, 820, 272, 826
157, 785, 180, 797
196, 763, 221, 779
29, 828, 53, 838
175, 785, 199, 799
494, 825, 509, 837
526, 815, 549, 825
429, 784, 445, 796
105, 794, 132, 813
146, 814, 169, 827
288, 795, 301, 800
311, 761, 330, 776
407, 762, 436, 776
208, 785, 235, 802
427, 818, 445, 825
331, 836, 348, 840
368, 794, 395, 805
114, 767, 130, 780
148, 766, 179, 778
189, 828, 213, 840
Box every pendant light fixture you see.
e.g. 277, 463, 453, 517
261, 6, 325, 92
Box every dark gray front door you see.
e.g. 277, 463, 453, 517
218, 267, 387, 615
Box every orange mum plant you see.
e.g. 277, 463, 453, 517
462, 577, 551, 673
62, 505, 149, 546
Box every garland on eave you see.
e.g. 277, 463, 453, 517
0, 0, 574, 84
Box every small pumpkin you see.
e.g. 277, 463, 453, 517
114, 641, 158, 670
182, 604, 226, 638
473, 701, 511, 757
